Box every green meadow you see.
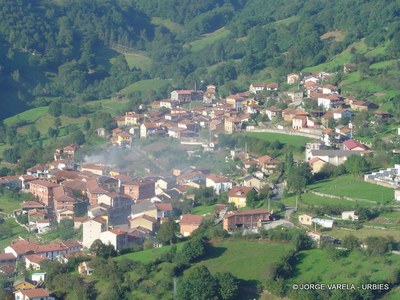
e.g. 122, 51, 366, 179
307, 175, 394, 203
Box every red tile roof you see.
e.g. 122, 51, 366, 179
227, 186, 253, 198
30, 179, 58, 188
155, 202, 173, 211
21, 201, 46, 208
93, 216, 108, 224
25, 254, 48, 264
131, 214, 157, 223
0, 253, 16, 260
257, 155, 279, 165
227, 208, 269, 216
181, 214, 203, 226
342, 139, 368, 151
206, 174, 231, 183
20, 288, 50, 298
110, 228, 127, 235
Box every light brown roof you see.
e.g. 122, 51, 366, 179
93, 216, 108, 224
110, 228, 127, 235
27, 164, 48, 172
8, 240, 37, 255
206, 174, 231, 183
82, 164, 105, 171
142, 122, 158, 129
308, 157, 324, 165
228, 186, 254, 198
131, 214, 157, 223
25, 254, 48, 264
21, 201, 46, 208
30, 179, 58, 188
155, 202, 173, 211
35, 243, 68, 253
257, 155, 279, 165
0, 253, 16, 260
173, 90, 194, 94
20, 175, 36, 181
181, 214, 203, 226
227, 208, 269, 217
20, 288, 50, 298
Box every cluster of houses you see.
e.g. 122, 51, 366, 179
1, 70, 396, 298
108, 84, 281, 147
0, 148, 280, 299
0, 238, 82, 300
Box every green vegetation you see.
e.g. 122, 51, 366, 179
0, 195, 23, 214
151, 17, 185, 33
307, 175, 393, 203
329, 228, 400, 242
120, 78, 173, 95
0, 218, 29, 250
290, 248, 400, 284
196, 240, 292, 284
120, 52, 152, 71
282, 192, 376, 208
192, 205, 215, 215
115, 243, 186, 264
245, 132, 313, 149
188, 27, 231, 53
4, 106, 48, 126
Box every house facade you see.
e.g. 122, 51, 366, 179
29, 180, 58, 207
227, 186, 254, 208
180, 214, 203, 237
223, 208, 269, 231
206, 174, 233, 195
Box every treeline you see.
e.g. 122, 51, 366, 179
140, 0, 400, 91
0, 0, 152, 119
2, 0, 400, 119
218, 133, 299, 156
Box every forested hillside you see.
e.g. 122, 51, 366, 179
0, 0, 400, 119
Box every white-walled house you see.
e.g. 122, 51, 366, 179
206, 174, 233, 195
82, 217, 108, 249
99, 228, 128, 251
341, 211, 359, 221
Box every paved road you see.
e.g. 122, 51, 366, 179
285, 206, 296, 220
263, 219, 294, 230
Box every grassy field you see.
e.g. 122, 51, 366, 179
0, 194, 24, 214
4, 106, 48, 126
273, 15, 300, 27
341, 72, 399, 98
117, 239, 292, 287
192, 205, 215, 215
4, 98, 128, 139
307, 175, 393, 203
329, 227, 400, 241
320, 30, 346, 42
121, 78, 172, 95
370, 59, 400, 70
120, 52, 152, 71
245, 132, 313, 148
151, 17, 185, 33
115, 242, 186, 264
194, 240, 292, 285
290, 248, 400, 285
282, 192, 376, 208
0, 218, 29, 250
303, 40, 384, 73
382, 287, 400, 299
189, 27, 231, 53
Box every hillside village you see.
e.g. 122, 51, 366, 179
1, 70, 400, 299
